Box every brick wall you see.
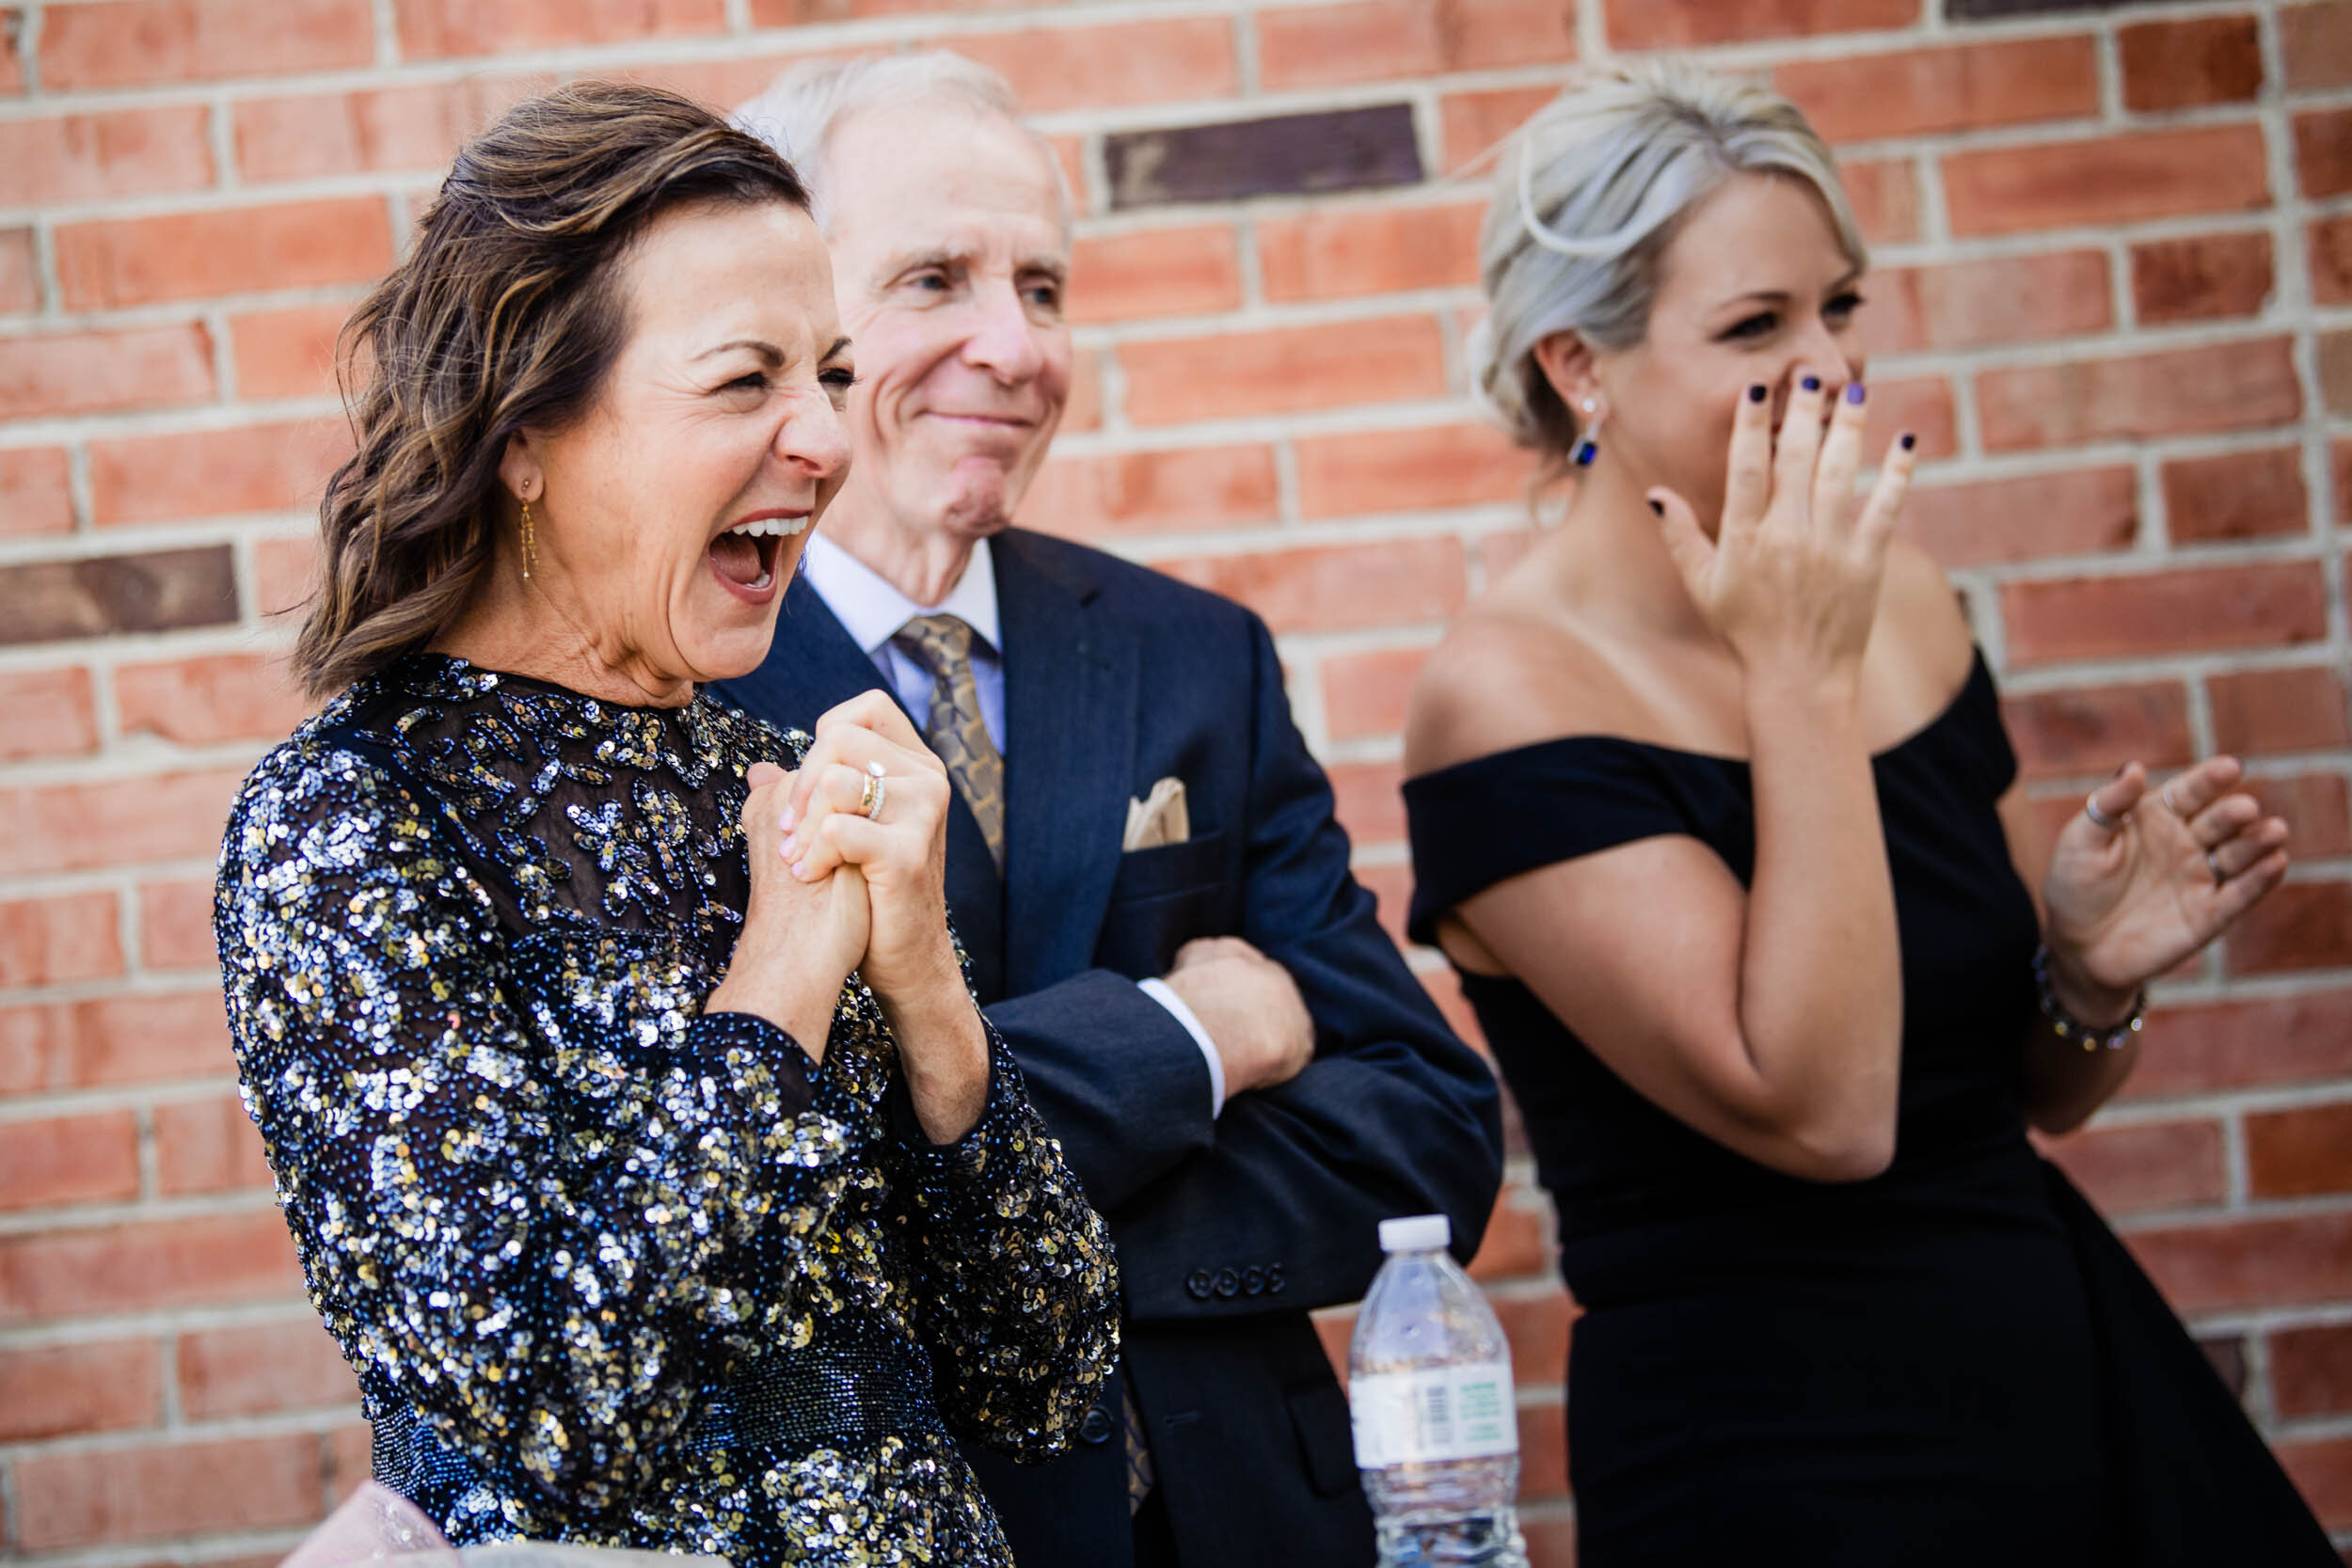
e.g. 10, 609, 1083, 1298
0, 0, 2347, 1559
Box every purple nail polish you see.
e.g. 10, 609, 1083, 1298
1899, 432, 1916, 451
1801, 374, 1821, 393
1746, 384, 1768, 404
1646, 499, 1663, 516
1844, 382, 1866, 404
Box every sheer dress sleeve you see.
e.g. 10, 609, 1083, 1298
215, 738, 865, 1520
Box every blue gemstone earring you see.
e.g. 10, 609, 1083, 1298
1571, 397, 1600, 467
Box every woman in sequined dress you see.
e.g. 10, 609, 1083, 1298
214, 82, 1118, 1565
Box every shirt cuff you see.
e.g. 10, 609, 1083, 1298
1137, 976, 1225, 1118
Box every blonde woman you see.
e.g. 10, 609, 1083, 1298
1403, 63, 2328, 1567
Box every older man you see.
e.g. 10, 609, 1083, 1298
723, 55, 1503, 1568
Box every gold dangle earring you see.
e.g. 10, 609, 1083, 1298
519, 495, 537, 581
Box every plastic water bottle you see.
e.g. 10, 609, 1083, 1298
1348, 1214, 1529, 1568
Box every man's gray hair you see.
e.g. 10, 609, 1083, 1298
1474, 59, 1866, 469
734, 51, 1073, 233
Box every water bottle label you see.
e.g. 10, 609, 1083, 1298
1349, 1361, 1518, 1466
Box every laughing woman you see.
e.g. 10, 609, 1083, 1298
213, 83, 1116, 1564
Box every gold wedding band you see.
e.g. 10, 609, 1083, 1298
858, 758, 887, 820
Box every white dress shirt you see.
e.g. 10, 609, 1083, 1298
800, 533, 1229, 1116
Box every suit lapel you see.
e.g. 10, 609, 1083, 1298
721, 573, 1008, 1002
996, 530, 1136, 995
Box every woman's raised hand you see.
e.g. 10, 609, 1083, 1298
2045, 757, 2291, 1000
1650, 372, 1916, 681
709, 759, 871, 1059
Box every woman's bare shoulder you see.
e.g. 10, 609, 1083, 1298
1875, 534, 1978, 701
1406, 602, 1629, 778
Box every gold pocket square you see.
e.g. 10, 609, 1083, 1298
1122, 777, 1190, 851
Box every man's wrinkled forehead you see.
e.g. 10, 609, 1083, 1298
815, 96, 1073, 254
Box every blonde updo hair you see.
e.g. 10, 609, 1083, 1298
1474, 61, 1866, 476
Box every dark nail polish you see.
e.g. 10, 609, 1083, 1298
1899, 432, 1916, 451
1746, 384, 1768, 404
1801, 374, 1821, 393
1844, 382, 1866, 405
1646, 499, 1663, 516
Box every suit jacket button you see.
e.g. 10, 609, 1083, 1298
1214, 1266, 1241, 1298
1186, 1269, 1215, 1300
1078, 1406, 1115, 1445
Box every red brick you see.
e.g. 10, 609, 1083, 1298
232, 75, 548, 183
2296, 106, 2352, 198
1064, 350, 1103, 435
1523, 1509, 1576, 1568
2327, 328, 2352, 415
2000, 681, 2194, 781
0, 990, 236, 1094
56, 198, 392, 311
155, 1096, 274, 1196
1296, 421, 1531, 518
1259, 200, 1483, 302
953, 19, 1236, 114
2262, 769, 2352, 859
141, 878, 223, 971
2120, 15, 2264, 111
2042, 1117, 2224, 1216
254, 535, 324, 623
2277, 1434, 2352, 1530
0, 446, 71, 537
1776, 37, 2097, 145
1066, 225, 1240, 325
1870, 374, 1958, 461
0, 225, 37, 313
1468, 1183, 1551, 1281
2272, 1322, 2352, 1419
0, 890, 122, 988
1944, 124, 2269, 237
1979, 338, 2299, 451
1258, 0, 1573, 91
2126, 1211, 2352, 1313
0, 1211, 299, 1327
2127, 988, 2352, 1099
116, 653, 310, 746
0, 1338, 160, 1442
1328, 759, 1406, 845
0, 106, 215, 207
1840, 156, 1920, 245
2312, 214, 2352, 307
2283, 2, 2352, 90
2162, 447, 2307, 544
1353, 859, 1413, 948
2247, 1100, 2352, 1198
0, 666, 99, 761
0, 1111, 141, 1212
1867, 249, 2109, 354
1493, 1285, 1574, 1388
1022, 446, 1277, 538
0, 768, 245, 880
179, 1317, 357, 1419
1154, 535, 1466, 635
227, 301, 354, 401
395, 0, 720, 56
1518, 1393, 1567, 1499
0, 324, 215, 421
1604, 0, 1914, 48
1324, 645, 1434, 743
90, 418, 350, 528
40, 0, 372, 89
2336, 439, 2352, 525
615, 51, 854, 113
11, 1432, 321, 1548
2130, 231, 2274, 324
0, 7, 22, 92
2004, 562, 2325, 669
2209, 665, 2351, 756
1902, 467, 2135, 568
2225, 879, 2352, 974
1121, 315, 1447, 425
1439, 85, 1556, 175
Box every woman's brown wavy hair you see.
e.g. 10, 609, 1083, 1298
293, 80, 811, 696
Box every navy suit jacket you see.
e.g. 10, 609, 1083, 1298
715, 528, 1503, 1568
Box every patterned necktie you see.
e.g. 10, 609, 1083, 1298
892, 614, 1007, 870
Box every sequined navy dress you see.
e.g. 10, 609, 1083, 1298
215, 654, 1120, 1565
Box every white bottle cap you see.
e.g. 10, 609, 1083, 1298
1377, 1214, 1450, 1253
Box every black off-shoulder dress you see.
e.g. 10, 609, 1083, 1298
215, 654, 1120, 1566
1404, 652, 2332, 1566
